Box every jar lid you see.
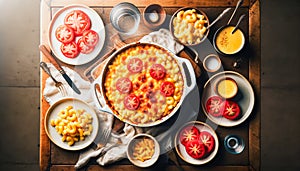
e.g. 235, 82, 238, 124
224, 134, 245, 154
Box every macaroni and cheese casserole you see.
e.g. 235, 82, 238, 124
103, 44, 184, 125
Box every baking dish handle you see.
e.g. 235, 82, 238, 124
92, 81, 113, 114
176, 57, 197, 94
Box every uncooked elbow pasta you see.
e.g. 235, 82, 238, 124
50, 105, 93, 146
133, 138, 155, 162
173, 9, 208, 44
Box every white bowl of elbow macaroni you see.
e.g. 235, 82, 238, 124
127, 134, 160, 167
44, 97, 99, 150
170, 7, 210, 46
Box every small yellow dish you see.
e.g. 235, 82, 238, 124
213, 26, 245, 55
215, 77, 238, 99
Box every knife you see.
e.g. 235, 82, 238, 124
39, 45, 81, 95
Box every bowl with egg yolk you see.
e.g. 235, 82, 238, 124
215, 77, 238, 99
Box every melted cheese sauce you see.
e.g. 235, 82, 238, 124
215, 26, 245, 55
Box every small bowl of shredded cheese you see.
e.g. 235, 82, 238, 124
127, 134, 160, 167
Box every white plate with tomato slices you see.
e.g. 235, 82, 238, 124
201, 71, 255, 127
48, 4, 105, 65
174, 121, 219, 165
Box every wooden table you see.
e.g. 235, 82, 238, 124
40, 0, 260, 170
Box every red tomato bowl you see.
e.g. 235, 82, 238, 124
175, 121, 219, 165
91, 42, 197, 127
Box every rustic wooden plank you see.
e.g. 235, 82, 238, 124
39, 1, 52, 171
86, 165, 250, 171
48, 0, 250, 7
50, 165, 77, 171
50, 165, 250, 171
248, 0, 261, 171
51, 143, 80, 165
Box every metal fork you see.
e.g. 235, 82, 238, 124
40, 62, 68, 97
93, 128, 111, 150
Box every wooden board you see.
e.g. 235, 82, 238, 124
40, 0, 260, 171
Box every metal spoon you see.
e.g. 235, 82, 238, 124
207, 8, 231, 29
231, 14, 246, 34
227, 0, 243, 25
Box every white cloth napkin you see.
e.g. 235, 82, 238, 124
43, 29, 197, 169
139, 28, 184, 54
43, 63, 92, 105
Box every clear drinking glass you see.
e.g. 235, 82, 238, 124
110, 2, 141, 35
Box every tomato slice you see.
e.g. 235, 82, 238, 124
77, 37, 94, 54
179, 126, 200, 146
82, 30, 99, 47
149, 64, 166, 80
160, 81, 175, 97
185, 140, 206, 159
116, 78, 132, 94
206, 96, 225, 117
223, 100, 241, 120
55, 25, 75, 43
60, 42, 79, 58
199, 131, 215, 153
127, 58, 143, 73
124, 94, 140, 110
64, 10, 91, 36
